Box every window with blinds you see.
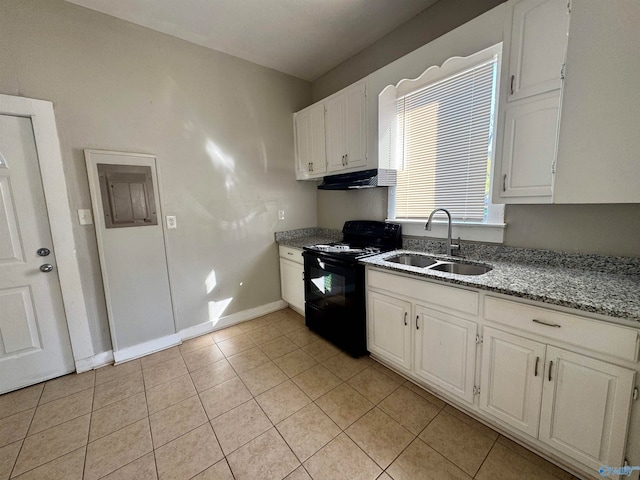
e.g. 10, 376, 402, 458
392, 49, 500, 222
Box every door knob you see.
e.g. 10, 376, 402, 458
37, 248, 51, 256
40, 264, 54, 272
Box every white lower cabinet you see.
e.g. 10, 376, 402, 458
366, 269, 478, 405
480, 326, 635, 472
479, 327, 545, 438
279, 246, 304, 313
539, 346, 635, 472
367, 291, 412, 371
415, 306, 477, 404
365, 267, 638, 479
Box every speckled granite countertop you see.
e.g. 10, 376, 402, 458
362, 250, 640, 323
275, 228, 341, 249
275, 229, 640, 323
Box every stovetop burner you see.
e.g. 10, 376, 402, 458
311, 243, 382, 255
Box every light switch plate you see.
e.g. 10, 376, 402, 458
166, 216, 177, 229
278, 210, 285, 221
77, 209, 93, 225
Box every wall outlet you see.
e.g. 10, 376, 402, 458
166, 216, 177, 229
77, 209, 93, 225
278, 210, 285, 221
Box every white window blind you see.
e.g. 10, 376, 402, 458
394, 54, 499, 222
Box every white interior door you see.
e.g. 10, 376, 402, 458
0, 115, 74, 394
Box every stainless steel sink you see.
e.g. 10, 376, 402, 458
386, 254, 438, 268
429, 262, 492, 275
384, 253, 492, 276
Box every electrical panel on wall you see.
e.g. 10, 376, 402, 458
97, 164, 158, 228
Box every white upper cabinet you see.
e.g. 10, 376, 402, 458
294, 79, 367, 180
499, 92, 560, 198
496, 0, 640, 204
342, 82, 367, 171
294, 103, 326, 180
494, 0, 569, 204
507, 0, 569, 101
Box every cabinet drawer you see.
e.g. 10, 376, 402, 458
368, 269, 478, 316
484, 297, 639, 362
279, 245, 303, 264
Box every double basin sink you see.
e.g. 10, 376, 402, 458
385, 253, 492, 276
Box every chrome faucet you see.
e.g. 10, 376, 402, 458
425, 208, 460, 257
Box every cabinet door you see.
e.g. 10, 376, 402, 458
539, 346, 635, 471
325, 94, 346, 172
507, 0, 569, 101
367, 291, 412, 371
343, 82, 367, 169
498, 91, 560, 200
414, 306, 477, 404
279, 258, 305, 313
479, 327, 545, 438
295, 104, 326, 179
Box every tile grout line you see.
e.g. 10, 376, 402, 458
81, 381, 97, 479
7, 384, 45, 479
472, 435, 499, 479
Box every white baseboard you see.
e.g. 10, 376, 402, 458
113, 333, 182, 364
180, 300, 288, 340
75, 350, 115, 373
85, 300, 290, 368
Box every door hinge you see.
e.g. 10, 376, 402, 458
475, 334, 483, 345
633, 387, 639, 401
473, 386, 481, 396
567, 0, 571, 13
560, 63, 566, 80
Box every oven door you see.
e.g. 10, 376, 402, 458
302, 251, 367, 356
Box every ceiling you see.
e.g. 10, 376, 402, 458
65, 0, 439, 81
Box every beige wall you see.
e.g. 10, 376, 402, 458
0, 0, 315, 353
312, 0, 640, 258
312, 0, 505, 101
317, 190, 388, 229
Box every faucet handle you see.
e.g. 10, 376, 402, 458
451, 237, 461, 256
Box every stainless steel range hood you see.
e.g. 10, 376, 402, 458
317, 169, 396, 190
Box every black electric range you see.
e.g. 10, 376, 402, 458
302, 221, 402, 357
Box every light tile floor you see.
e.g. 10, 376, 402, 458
0, 308, 580, 480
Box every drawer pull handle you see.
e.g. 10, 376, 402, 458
287, 252, 293, 255
532, 319, 561, 328
534, 356, 539, 377
548, 360, 553, 382
510, 74, 515, 95
404, 312, 407, 326
416, 315, 419, 330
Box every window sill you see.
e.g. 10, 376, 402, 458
386, 219, 505, 244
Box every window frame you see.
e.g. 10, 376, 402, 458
381, 43, 505, 243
